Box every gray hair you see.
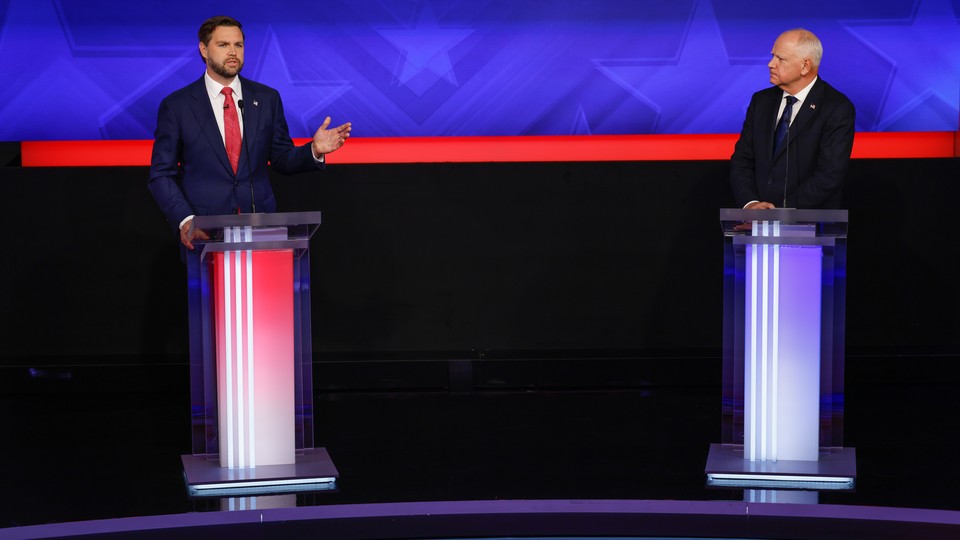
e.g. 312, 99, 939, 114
788, 28, 823, 67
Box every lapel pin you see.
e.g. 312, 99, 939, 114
253, 100, 259, 107
809, 103, 816, 109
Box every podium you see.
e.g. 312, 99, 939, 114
705, 209, 855, 490
179, 212, 338, 496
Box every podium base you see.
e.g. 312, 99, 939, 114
705, 443, 855, 490
182, 447, 339, 497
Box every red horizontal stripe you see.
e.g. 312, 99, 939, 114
20, 132, 958, 167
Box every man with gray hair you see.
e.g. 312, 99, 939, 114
730, 28, 855, 209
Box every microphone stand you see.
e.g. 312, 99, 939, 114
782, 120, 789, 209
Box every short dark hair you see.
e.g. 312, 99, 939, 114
198, 15, 244, 47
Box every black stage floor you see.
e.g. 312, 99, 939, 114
2, 353, 959, 536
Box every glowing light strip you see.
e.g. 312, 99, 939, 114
708, 473, 854, 484
192, 477, 337, 491
223, 234, 235, 469
244, 226, 256, 468
744, 221, 792, 463
745, 221, 788, 463
223, 226, 260, 469
748, 221, 758, 462
19, 131, 959, 167
228, 497, 253, 511
233, 233, 245, 468
760, 221, 769, 462
747, 490, 776, 503
771, 221, 781, 462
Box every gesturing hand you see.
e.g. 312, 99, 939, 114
312, 117, 352, 157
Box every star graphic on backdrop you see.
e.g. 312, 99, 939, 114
374, 2, 474, 93
252, 28, 352, 137
98, 54, 195, 136
0, 0, 179, 139
592, 0, 763, 134
570, 105, 592, 135
843, 0, 960, 130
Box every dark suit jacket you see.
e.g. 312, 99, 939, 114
148, 76, 322, 227
730, 78, 855, 209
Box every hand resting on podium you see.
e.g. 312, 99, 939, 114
733, 201, 778, 232
180, 218, 210, 250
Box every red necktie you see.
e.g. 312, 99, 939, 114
221, 87, 241, 174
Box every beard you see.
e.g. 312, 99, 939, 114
208, 57, 243, 80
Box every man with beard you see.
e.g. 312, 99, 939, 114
730, 28, 855, 210
148, 15, 351, 249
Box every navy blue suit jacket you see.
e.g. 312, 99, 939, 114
148, 76, 321, 227
730, 78, 855, 209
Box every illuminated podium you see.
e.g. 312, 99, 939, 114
705, 209, 855, 490
179, 212, 338, 496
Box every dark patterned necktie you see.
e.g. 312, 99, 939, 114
772, 95, 797, 158
221, 87, 241, 174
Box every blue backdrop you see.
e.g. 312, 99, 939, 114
0, 0, 957, 140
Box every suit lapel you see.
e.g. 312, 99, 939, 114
188, 77, 235, 176
238, 77, 260, 176
781, 79, 825, 153
761, 88, 782, 160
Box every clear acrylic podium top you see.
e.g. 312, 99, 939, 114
720, 208, 848, 239
191, 211, 322, 258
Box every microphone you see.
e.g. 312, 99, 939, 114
237, 99, 257, 213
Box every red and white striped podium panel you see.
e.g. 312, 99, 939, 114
180, 213, 338, 496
